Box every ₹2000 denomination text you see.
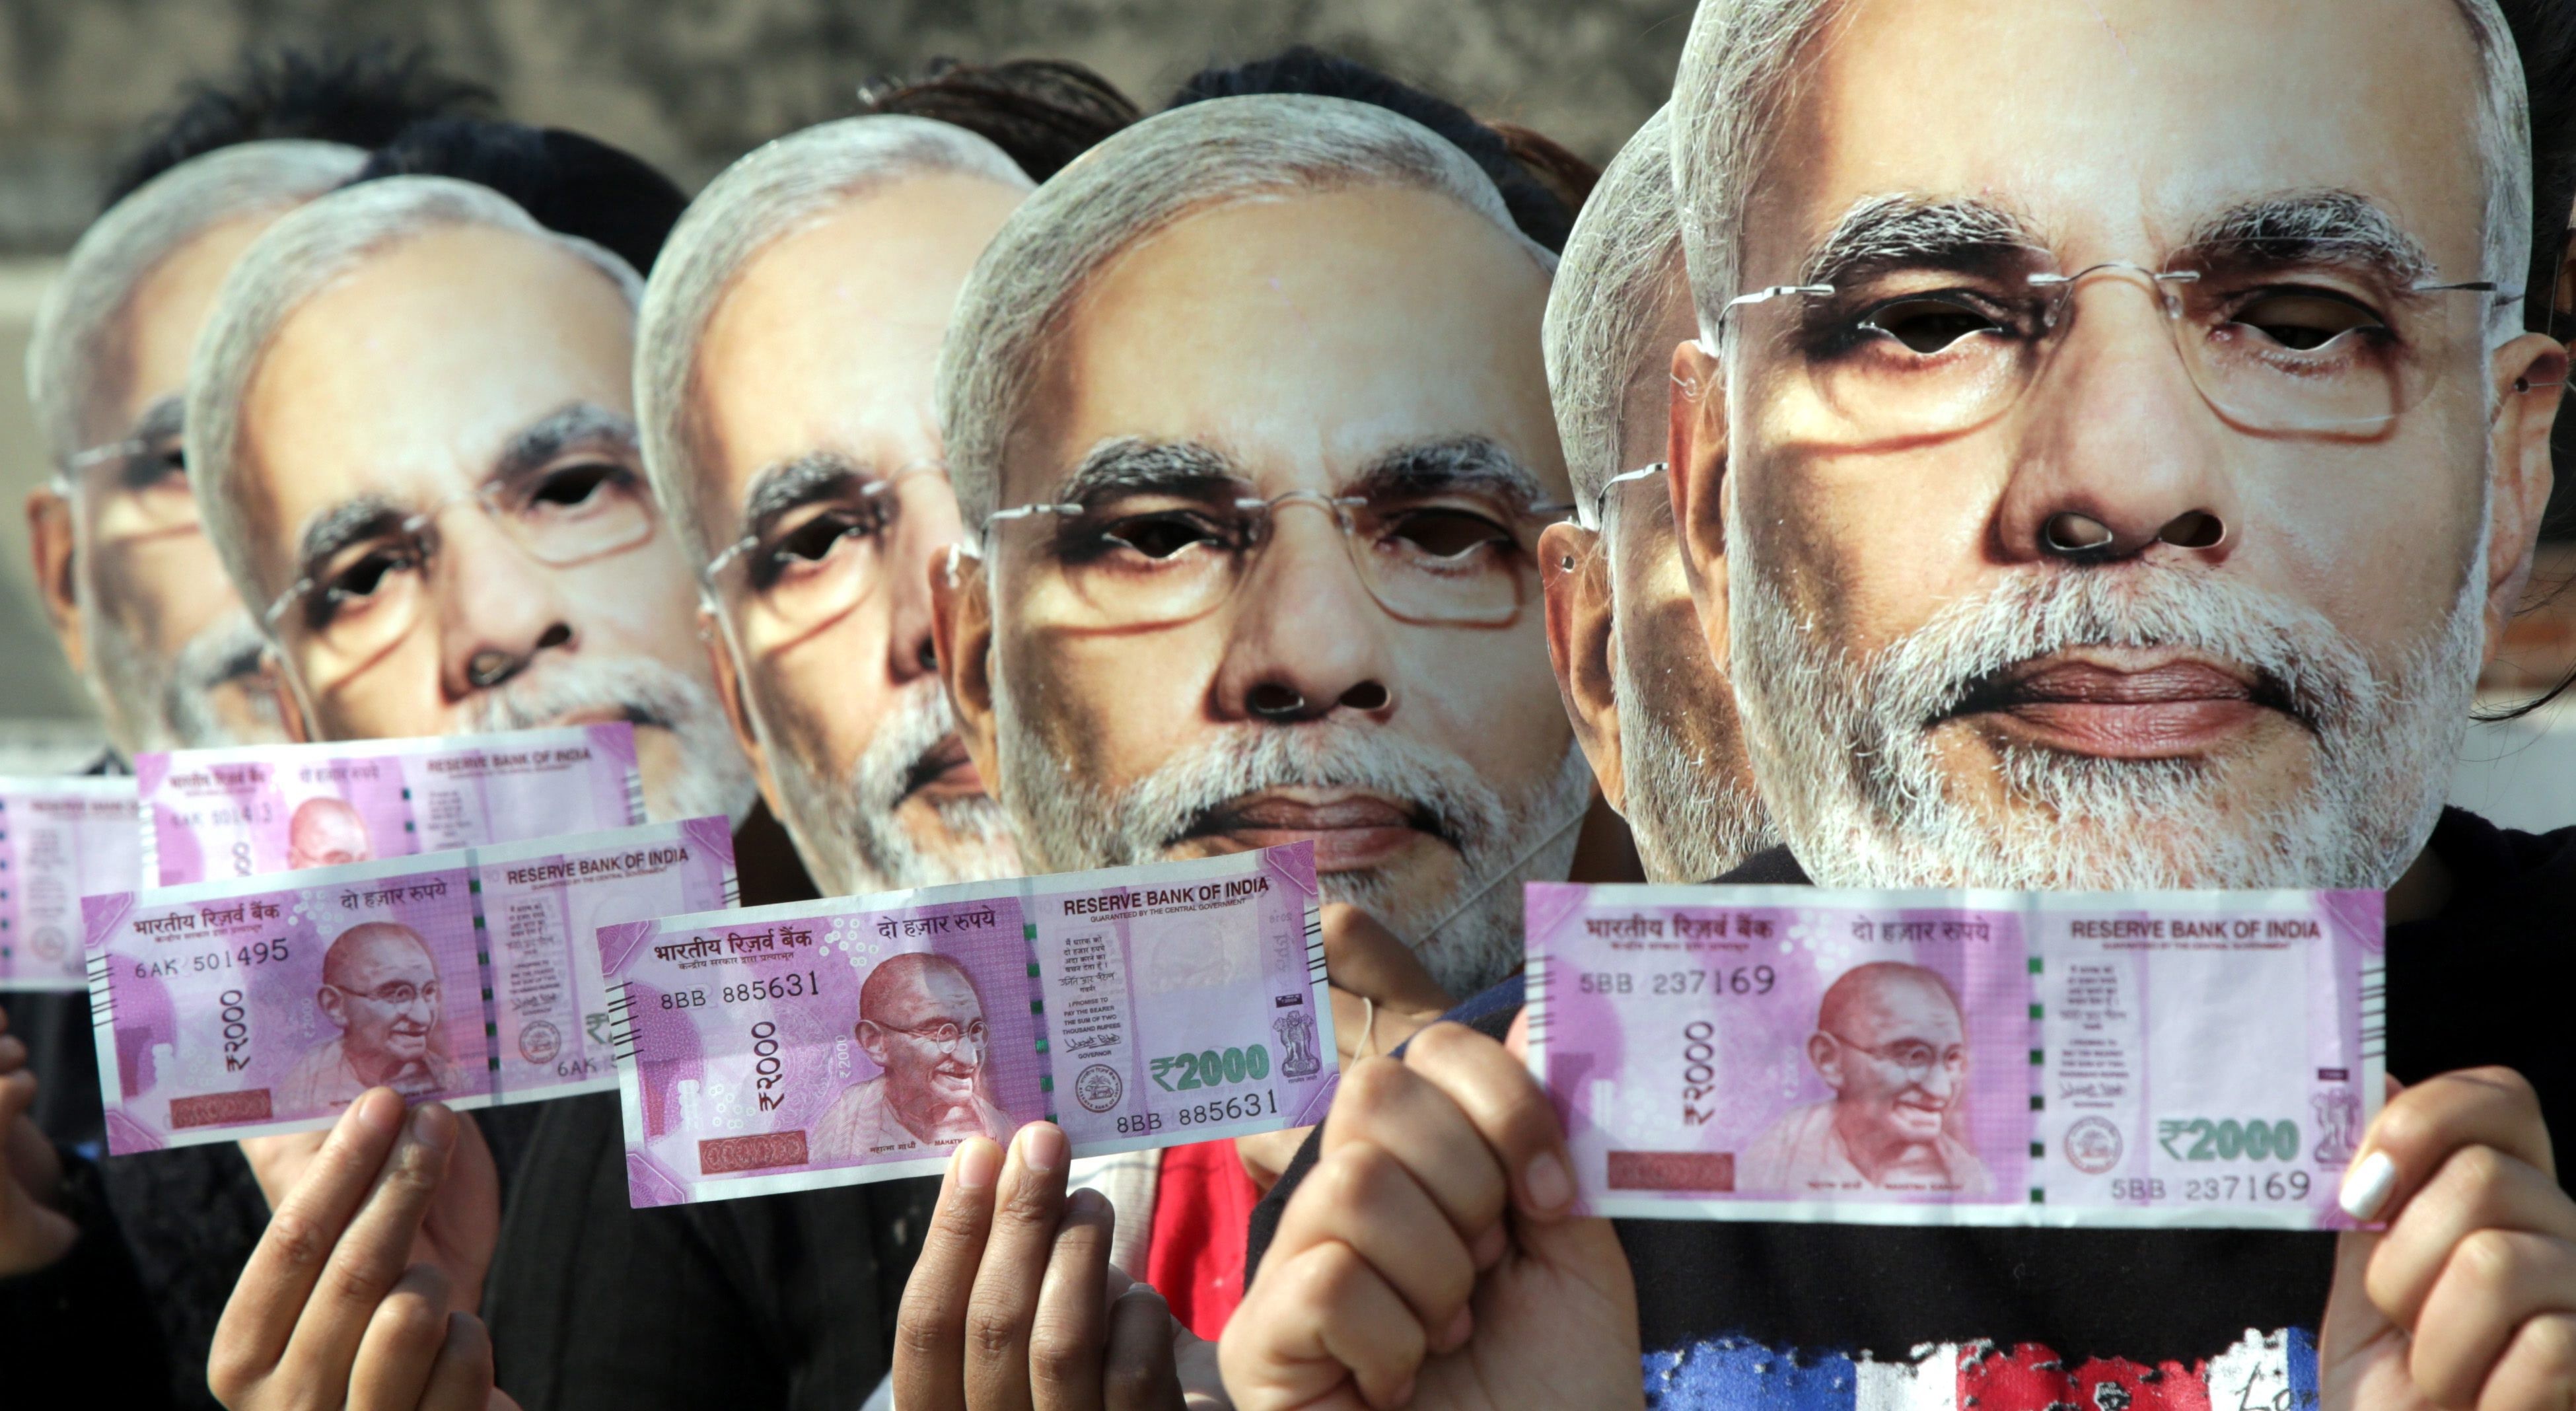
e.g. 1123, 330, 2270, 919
604, 843, 1333, 1206
1526, 883, 2382, 1229
85, 816, 736, 1152
137, 723, 646, 886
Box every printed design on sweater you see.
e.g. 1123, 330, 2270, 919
1644, 1328, 2318, 1411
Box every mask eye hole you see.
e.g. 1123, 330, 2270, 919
1382, 507, 1514, 561
320, 542, 425, 615
1860, 297, 2008, 354
1104, 512, 1229, 560
2226, 290, 2387, 351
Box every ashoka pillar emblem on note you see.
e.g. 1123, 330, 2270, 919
2065, 1116, 2124, 1175
1074, 1064, 1124, 1113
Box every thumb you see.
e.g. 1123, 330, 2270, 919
1323, 904, 1451, 1014
2319, 1225, 2397, 1368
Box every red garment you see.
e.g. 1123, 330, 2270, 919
1143, 1139, 1262, 1341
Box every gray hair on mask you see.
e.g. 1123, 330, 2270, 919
635, 116, 1034, 571
186, 174, 645, 626
1670, 0, 2533, 349
26, 140, 365, 472
1544, 106, 1686, 520
935, 93, 1556, 533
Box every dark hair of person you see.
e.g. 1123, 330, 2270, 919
350, 118, 689, 275
855, 57, 1141, 183
1485, 119, 1600, 217
103, 43, 493, 212
1164, 45, 1579, 252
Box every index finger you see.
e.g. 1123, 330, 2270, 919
893, 1137, 1005, 1411
1393, 1021, 1577, 1223
212, 1089, 410, 1384
275, 1102, 462, 1394
2342, 1068, 2554, 1223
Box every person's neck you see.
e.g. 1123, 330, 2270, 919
2387, 844, 2454, 925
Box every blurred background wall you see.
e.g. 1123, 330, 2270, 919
0, 0, 2570, 825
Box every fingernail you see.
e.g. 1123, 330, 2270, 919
1524, 1151, 1574, 1212
954, 1139, 1001, 1191
2339, 1149, 2398, 1221
409, 1102, 457, 1153
1020, 1122, 1067, 1175
353, 1087, 404, 1136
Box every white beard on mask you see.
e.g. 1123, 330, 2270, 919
1726, 509, 2487, 892
1612, 628, 1776, 883
86, 600, 282, 754
994, 696, 1592, 999
766, 677, 1022, 896
467, 655, 758, 828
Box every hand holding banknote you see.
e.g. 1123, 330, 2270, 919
1235, 905, 1452, 1194
238, 1107, 500, 1315
896, 1121, 1219, 1410
1222, 1016, 1641, 1411
0, 1009, 74, 1276
2318, 1069, 2576, 1411
210, 1089, 517, 1411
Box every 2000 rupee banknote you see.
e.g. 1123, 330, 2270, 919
1526, 884, 2382, 1229
0, 776, 138, 990
137, 725, 645, 886
604, 844, 1333, 1206
86, 817, 734, 1151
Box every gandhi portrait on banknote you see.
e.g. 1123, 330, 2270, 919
285, 795, 375, 871
1740, 961, 1992, 1196
275, 920, 464, 1108
809, 951, 1013, 1159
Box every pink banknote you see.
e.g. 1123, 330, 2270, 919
604, 843, 1332, 1206
0, 777, 139, 991
85, 817, 735, 1151
1526, 885, 2383, 1228
137, 725, 645, 886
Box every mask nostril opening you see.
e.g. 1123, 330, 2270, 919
1340, 682, 1390, 712
2041, 512, 2115, 556
1247, 683, 1308, 719
536, 623, 574, 651
2158, 511, 2225, 550
916, 639, 939, 674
